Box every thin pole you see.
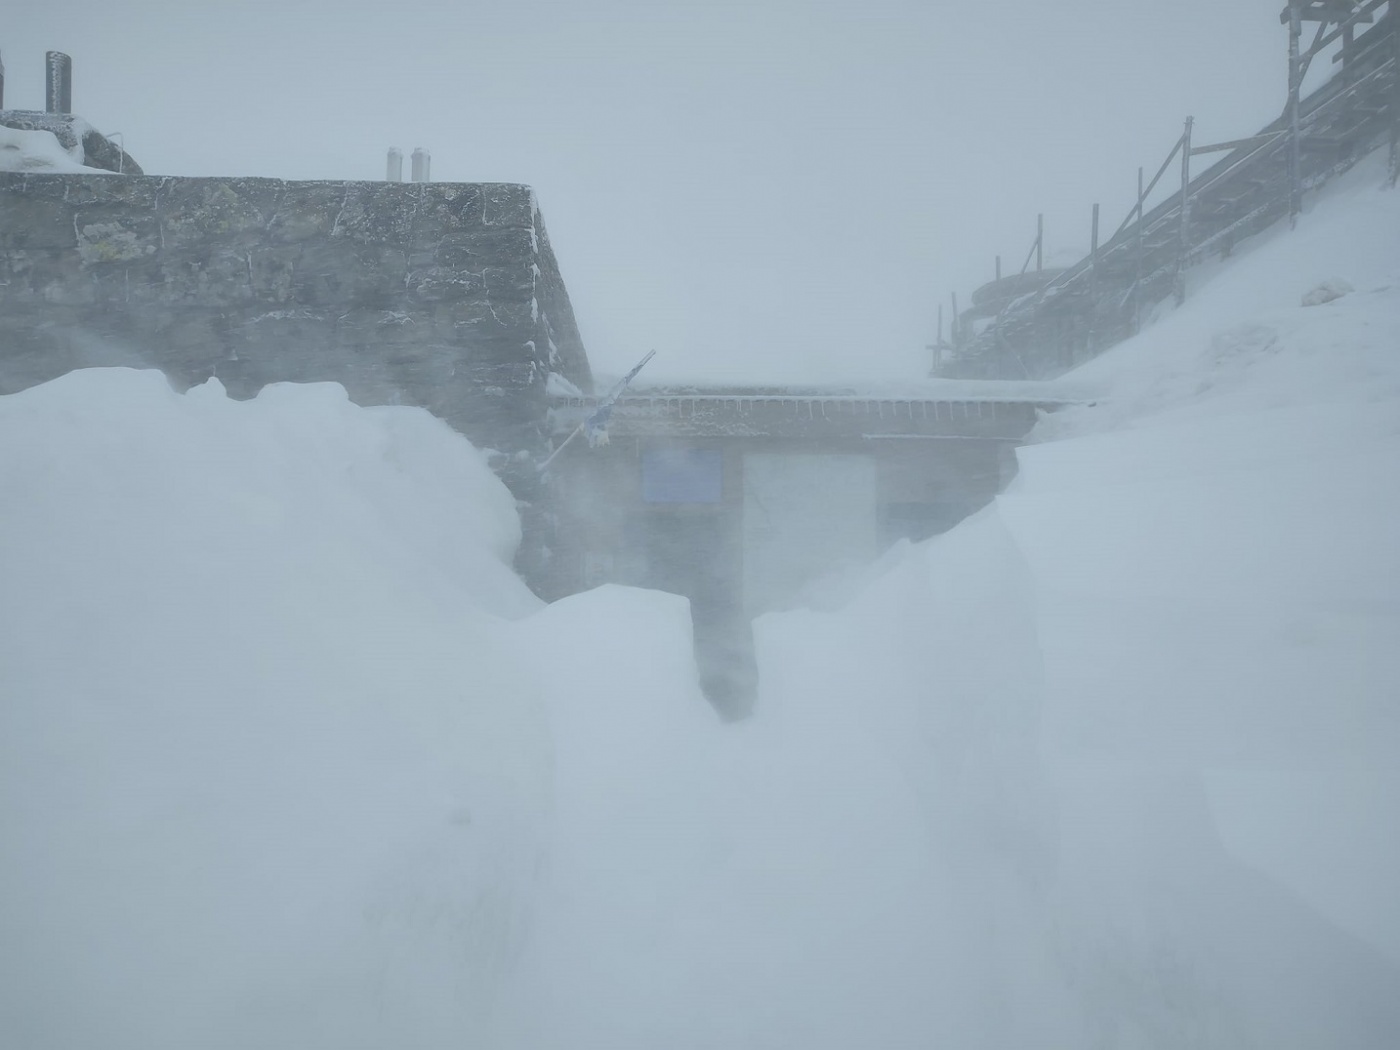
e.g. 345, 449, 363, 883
1175, 116, 1194, 307
1090, 203, 1100, 267
1036, 214, 1043, 272
951, 292, 959, 347
1111, 136, 1183, 243
995, 255, 1002, 281
1288, 1, 1303, 223
1088, 202, 1100, 360
1391, 2, 1400, 186
1135, 166, 1145, 262
1134, 166, 1145, 330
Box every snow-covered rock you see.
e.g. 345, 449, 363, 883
0, 111, 141, 173
0, 122, 105, 173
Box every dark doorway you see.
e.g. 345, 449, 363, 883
634, 509, 756, 719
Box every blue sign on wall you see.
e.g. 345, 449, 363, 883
641, 448, 724, 504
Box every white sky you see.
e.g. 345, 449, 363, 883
6, 1, 1292, 383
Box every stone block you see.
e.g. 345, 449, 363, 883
83, 257, 166, 303
57, 174, 160, 210
0, 192, 78, 250
484, 263, 536, 300
412, 184, 484, 242
433, 226, 536, 268
266, 191, 336, 244
326, 182, 417, 245
481, 183, 534, 228
156, 246, 256, 306
409, 266, 489, 303
159, 178, 277, 249
73, 214, 161, 266
247, 245, 299, 301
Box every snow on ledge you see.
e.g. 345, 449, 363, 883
0, 124, 113, 175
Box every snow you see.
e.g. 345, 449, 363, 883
3, 154, 1399, 1046
0, 370, 543, 1048
1015, 152, 1400, 971
0, 123, 110, 174
544, 369, 584, 397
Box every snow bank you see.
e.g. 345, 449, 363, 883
0, 369, 546, 1048
722, 152, 1400, 1046
1022, 152, 1400, 967
0, 123, 110, 174
3, 151, 1397, 1050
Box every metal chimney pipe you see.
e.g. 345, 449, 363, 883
386, 147, 403, 182
410, 147, 430, 183
46, 51, 72, 114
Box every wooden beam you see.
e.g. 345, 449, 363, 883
1280, 1, 1373, 25
1191, 131, 1288, 155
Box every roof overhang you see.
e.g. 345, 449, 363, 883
549, 388, 1076, 442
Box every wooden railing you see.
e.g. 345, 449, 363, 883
938, 1, 1399, 380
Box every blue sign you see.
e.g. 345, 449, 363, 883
641, 448, 724, 504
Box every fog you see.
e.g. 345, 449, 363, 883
8, 0, 1285, 381
4, 2, 1400, 1047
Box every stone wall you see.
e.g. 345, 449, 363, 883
0, 173, 593, 453
0, 171, 595, 585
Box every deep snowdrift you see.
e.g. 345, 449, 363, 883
2, 156, 1398, 1048
1020, 153, 1400, 966
0, 372, 547, 1048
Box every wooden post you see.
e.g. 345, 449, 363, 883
1133, 166, 1145, 330
1080, 203, 1103, 364
1175, 116, 1193, 307
927, 303, 946, 375
1088, 202, 1100, 357
1036, 214, 1044, 272
1391, 3, 1400, 186
1287, 1, 1303, 223
1090, 203, 1100, 267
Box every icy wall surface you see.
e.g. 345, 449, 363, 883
0, 172, 592, 456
